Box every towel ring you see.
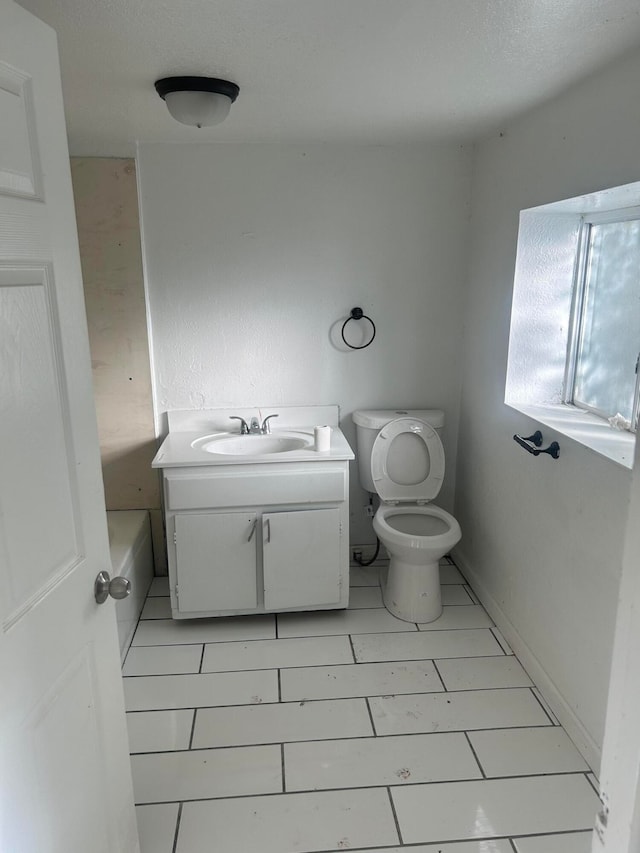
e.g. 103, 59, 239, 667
341, 307, 376, 350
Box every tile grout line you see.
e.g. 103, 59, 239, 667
127, 724, 580, 756
586, 772, 600, 794
431, 658, 448, 692
133, 771, 601, 809
187, 708, 197, 751
347, 633, 358, 664
281, 743, 286, 793
463, 730, 487, 779
385, 786, 404, 847
364, 695, 378, 737
529, 687, 558, 727
171, 802, 183, 853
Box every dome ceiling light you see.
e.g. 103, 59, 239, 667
154, 76, 240, 128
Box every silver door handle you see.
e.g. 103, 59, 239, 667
264, 518, 271, 544
94, 570, 131, 604
247, 518, 257, 542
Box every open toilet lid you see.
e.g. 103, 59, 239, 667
371, 417, 445, 503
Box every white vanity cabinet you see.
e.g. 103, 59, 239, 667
162, 460, 350, 618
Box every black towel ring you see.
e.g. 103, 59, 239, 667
341, 307, 376, 350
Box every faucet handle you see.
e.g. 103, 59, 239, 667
229, 416, 250, 435
261, 414, 279, 434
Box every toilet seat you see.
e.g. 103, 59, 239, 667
373, 503, 461, 556
371, 417, 445, 503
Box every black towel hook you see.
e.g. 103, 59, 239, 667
341, 307, 376, 350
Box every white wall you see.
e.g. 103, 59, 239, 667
455, 48, 640, 768
137, 143, 472, 541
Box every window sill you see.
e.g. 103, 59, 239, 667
507, 402, 635, 469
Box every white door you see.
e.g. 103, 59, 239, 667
263, 509, 341, 610
0, 3, 138, 852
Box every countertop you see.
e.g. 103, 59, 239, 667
152, 426, 355, 468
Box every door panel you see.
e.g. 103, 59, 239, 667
263, 508, 341, 610
0, 265, 80, 627
0, 4, 138, 851
175, 513, 258, 613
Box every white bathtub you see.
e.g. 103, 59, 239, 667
107, 510, 154, 661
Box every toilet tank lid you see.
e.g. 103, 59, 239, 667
352, 409, 445, 430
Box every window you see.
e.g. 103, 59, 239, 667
505, 180, 640, 468
565, 212, 640, 432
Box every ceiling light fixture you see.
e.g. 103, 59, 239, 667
154, 76, 240, 128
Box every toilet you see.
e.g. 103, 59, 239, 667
353, 409, 462, 623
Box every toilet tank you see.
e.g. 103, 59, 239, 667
352, 409, 445, 493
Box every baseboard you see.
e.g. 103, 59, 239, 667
454, 546, 601, 774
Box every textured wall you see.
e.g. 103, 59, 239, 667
71, 158, 160, 513
455, 48, 640, 767
137, 143, 473, 543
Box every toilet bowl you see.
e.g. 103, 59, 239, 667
352, 409, 462, 624
373, 502, 461, 622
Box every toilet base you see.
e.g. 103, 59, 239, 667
383, 557, 442, 623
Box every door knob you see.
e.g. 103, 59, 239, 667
94, 570, 131, 604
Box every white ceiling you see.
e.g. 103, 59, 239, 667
17, 0, 640, 156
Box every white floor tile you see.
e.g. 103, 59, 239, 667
370, 688, 551, 735
123, 670, 278, 711
277, 607, 415, 638
147, 576, 170, 597
392, 774, 600, 843
176, 788, 399, 853
192, 697, 372, 748
353, 629, 503, 662
440, 564, 466, 584
140, 597, 172, 619
132, 615, 276, 646
436, 655, 533, 691
201, 635, 353, 673
348, 585, 384, 608
284, 732, 481, 791
280, 659, 443, 701
469, 727, 590, 777
126, 709, 194, 753
513, 831, 593, 852
349, 565, 383, 587
441, 585, 475, 605
417, 605, 494, 631
131, 744, 282, 804
123, 644, 203, 677
136, 803, 179, 853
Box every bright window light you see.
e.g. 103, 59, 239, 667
567, 214, 640, 430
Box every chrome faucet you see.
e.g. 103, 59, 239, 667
230, 413, 279, 435
229, 416, 250, 435
261, 414, 279, 434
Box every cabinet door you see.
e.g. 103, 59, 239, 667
263, 508, 341, 610
175, 513, 258, 613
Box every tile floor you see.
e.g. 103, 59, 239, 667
124, 558, 600, 853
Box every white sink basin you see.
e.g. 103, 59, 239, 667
192, 431, 313, 456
